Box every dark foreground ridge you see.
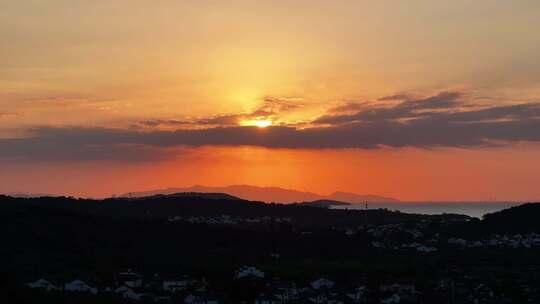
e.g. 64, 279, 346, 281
1, 194, 539, 303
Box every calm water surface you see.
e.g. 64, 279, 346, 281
332, 202, 522, 218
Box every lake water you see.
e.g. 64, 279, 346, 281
331, 202, 522, 218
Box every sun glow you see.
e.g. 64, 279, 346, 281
240, 119, 273, 128
255, 120, 273, 128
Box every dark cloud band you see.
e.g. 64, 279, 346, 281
1, 92, 540, 162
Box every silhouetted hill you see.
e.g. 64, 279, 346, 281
0, 194, 468, 275
3, 192, 56, 198
0, 194, 463, 230
135, 192, 241, 201
296, 199, 351, 208
328, 191, 399, 203
121, 185, 399, 203
481, 203, 540, 233
9, 194, 540, 296
1, 195, 538, 304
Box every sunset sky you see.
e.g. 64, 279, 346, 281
2, 1, 540, 201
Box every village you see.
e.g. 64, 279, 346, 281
168, 215, 292, 225
26, 267, 410, 304
169, 214, 540, 253
4, 197, 540, 303
26, 263, 539, 304
20, 215, 540, 303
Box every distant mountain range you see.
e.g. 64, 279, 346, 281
5, 192, 56, 198
132, 192, 241, 201
120, 185, 399, 204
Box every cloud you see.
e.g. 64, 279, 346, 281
2, 91, 540, 162
315, 91, 464, 124
326, 101, 370, 113
441, 103, 540, 122
0, 129, 178, 162
0, 112, 20, 118
139, 114, 243, 128
259, 96, 304, 112
377, 94, 410, 101
137, 96, 305, 128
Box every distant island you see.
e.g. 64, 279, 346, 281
296, 199, 351, 208
121, 184, 400, 204
134, 192, 242, 201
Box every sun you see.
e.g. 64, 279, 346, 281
254, 119, 273, 128
240, 119, 273, 128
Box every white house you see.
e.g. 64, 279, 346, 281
235, 266, 265, 279
346, 286, 367, 302
416, 245, 437, 252
266, 280, 298, 302
184, 293, 220, 304
307, 292, 328, 304
64, 279, 98, 294
381, 293, 400, 304
27, 279, 61, 291
448, 238, 468, 246
380, 283, 416, 294
311, 278, 334, 290
345, 229, 355, 236
163, 277, 196, 293
254, 293, 281, 304
118, 270, 143, 288
123, 287, 150, 301
115, 285, 151, 301
115, 285, 132, 294
97, 286, 114, 294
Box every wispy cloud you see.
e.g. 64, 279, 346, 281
377, 94, 410, 101
137, 96, 304, 128
326, 101, 371, 114
315, 91, 465, 124
0, 112, 20, 118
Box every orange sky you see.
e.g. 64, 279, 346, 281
1, 1, 540, 201
2, 144, 540, 201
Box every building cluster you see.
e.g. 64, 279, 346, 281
366, 223, 426, 240
362, 222, 540, 252
235, 266, 265, 279
27, 267, 421, 304
27, 270, 199, 303
24, 264, 540, 303
168, 215, 292, 225
364, 222, 440, 252
448, 233, 540, 249
253, 276, 418, 304
435, 276, 540, 304
370, 239, 439, 252
400, 242, 438, 252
